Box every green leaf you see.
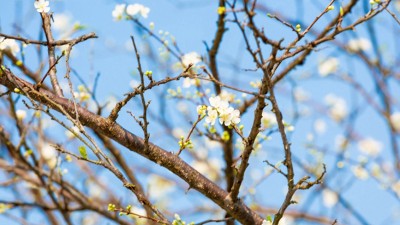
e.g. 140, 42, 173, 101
78, 146, 88, 159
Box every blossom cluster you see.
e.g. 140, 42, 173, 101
324, 94, 348, 122
181, 52, 201, 68
197, 96, 240, 127
73, 85, 91, 102
318, 57, 339, 76
34, 0, 50, 13
112, 4, 150, 21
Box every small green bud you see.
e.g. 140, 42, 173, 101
15, 60, 23, 66
145, 70, 153, 77
295, 24, 301, 32
78, 146, 88, 159
221, 131, 230, 142
107, 203, 116, 211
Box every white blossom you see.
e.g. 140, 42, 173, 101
358, 137, 382, 157
182, 77, 199, 88
390, 112, 400, 132
352, 166, 369, 180
15, 110, 27, 121
322, 189, 338, 208
52, 14, 72, 32
34, 0, 50, 13
314, 119, 326, 134
203, 96, 241, 127
41, 144, 57, 168
181, 52, 201, 67
205, 107, 218, 125
262, 220, 272, 225
261, 112, 277, 129
192, 158, 221, 181
293, 87, 309, 102
112, 4, 126, 21
335, 135, 348, 150
318, 57, 339, 76
126, 4, 150, 18
392, 181, 400, 198
219, 90, 235, 102
0, 38, 20, 56
147, 174, 174, 199
219, 107, 240, 126
348, 38, 371, 52
65, 126, 80, 139
209, 96, 228, 111
325, 94, 348, 122
172, 128, 185, 139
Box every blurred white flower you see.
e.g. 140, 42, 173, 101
181, 52, 201, 67
176, 101, 189, 114
53, 14, 72, 32
392, 181, 400, 198
15, 110, 27, 121
318, 57, 339, 76
250, 170, 262, 180
390, 112, 400, 132
348, 38, 371, 52
105, 96, 118, 112
126, 4, 150, 18
261, 112, 277, 129
325, 94, 348, 122
262, 220, 272, 225
172, 128, 185, 139
73, 87, 91, 102
87, 181, 103, 199
130, 80, 140, 89
371, 163, 382, 178
147, 174, 175, 199
352, 166, 369, 180
358, 137, 382, 157
192, 158, 221, 181
0, 38, 20, 56
335, 135, 348, 150
112, 4, 126, 21
34, 0, 50, 13
81, 215, 100, 225
322, 189, 338, 208
204, 138, 220, 149
41, 144, 57, 168
65, 126, 80, 139
293, 87, 309, 102
250, 80, 262, 88
219, 90, 236, 103
285, 124, 295, 132
130, 206, 147, 224
314, 119, 326, 134
280, 216, 294, 225
182, 77, 200, 88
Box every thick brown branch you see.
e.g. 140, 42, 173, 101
0, 69, 264, 225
